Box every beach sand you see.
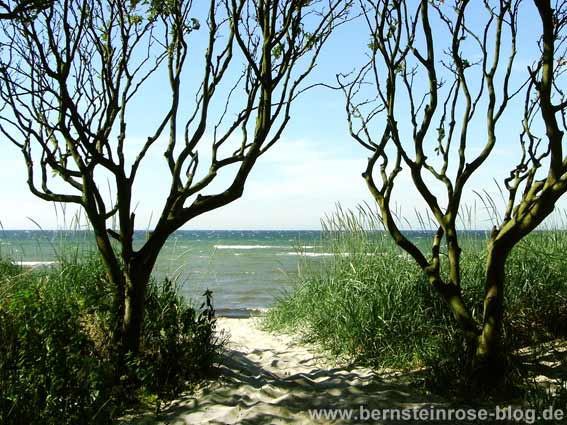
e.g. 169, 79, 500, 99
126, 317, 442, 424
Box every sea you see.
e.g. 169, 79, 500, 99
0, 229, 493, 316
0, 230, 327, 317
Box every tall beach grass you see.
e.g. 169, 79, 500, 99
265, 206, 567, 373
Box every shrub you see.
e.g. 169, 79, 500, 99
0, 257, 115, 425
0, 255, 221, 424
131, 281, 220, 401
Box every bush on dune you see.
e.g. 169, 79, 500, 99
135, 281, 220, 401
0, 255, 220, 425
0, 256, 115, 424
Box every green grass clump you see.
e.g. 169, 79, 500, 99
265, 208, 454, 368
503, 232, 567, 346
0, 254, 221, 424
265, 232, 452, 368
267, 238, 452, 367
265, 208, 567, 375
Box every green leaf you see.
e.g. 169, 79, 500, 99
273, 43, 283, 59
128, 14, 143, 25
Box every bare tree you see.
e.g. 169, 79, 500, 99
0, 0, 352, 354
340, 0, 567, 380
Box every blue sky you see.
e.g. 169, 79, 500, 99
0, 1, 565, 230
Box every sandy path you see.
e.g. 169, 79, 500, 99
127, 318, 439, 424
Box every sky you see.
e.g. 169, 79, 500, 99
0, 0, 565, 231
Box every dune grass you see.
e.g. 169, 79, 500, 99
264, 207, 567, 375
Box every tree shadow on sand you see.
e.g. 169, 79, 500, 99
125, 340, 567, 425
126, 346, 446, 425
515, 340, 567, 386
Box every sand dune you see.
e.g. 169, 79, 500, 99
126, 318, 442, 424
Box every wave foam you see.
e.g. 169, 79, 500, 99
18, 261, 57, 267
280, 252, 346, 257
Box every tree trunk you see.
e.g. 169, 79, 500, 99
119, 233, 167, 354
91, 231, 127, 350
427, 272, 478, 342
474, 241, 509, 377
121, 262, 152, 354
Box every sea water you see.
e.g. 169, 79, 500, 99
0, 230, 323, 316
0, 229, 488, 316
